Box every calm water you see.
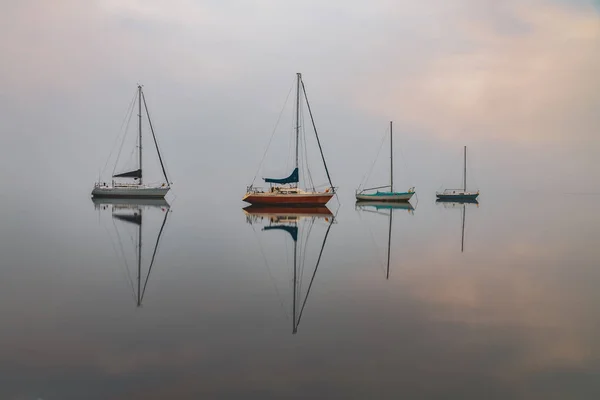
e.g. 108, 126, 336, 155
1, 188, 600, 399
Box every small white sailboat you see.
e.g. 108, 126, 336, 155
436, 146, 479, 201
356, 121, 415, 202
92, 85, 171, 199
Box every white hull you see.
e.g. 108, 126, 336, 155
91, 185, 169, 198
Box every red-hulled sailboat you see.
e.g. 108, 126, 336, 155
243, 73, 335, 206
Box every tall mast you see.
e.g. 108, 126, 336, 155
138, 85, 143, 185
387, 209, 392, 280
463, 146, 466, 191
295, 73, 300, 180
390, 121, 393, 193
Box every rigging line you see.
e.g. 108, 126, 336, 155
296, 222, 305, 300
394, 127, 412, 186
124, 143, 137, 168
285, 223, 292, 281
465, 149, 479, 188
300, 78, 334, 190
301, 101, 316, 191
140, 205, 171, 303
111, 218, 137, 303
103, 89, 137, 178
297, 219, 308, 310
439, 147, 462, 189
356, 208, 387, 273
112, 97, 138, 176
297, 215, 334, 327
122, 222, 137, 252
141, 90, 170, 184
286, 86, 297, 181
286, 111, 293, 179
297, 220, 307, 298
359, 128, 388, 190
251, 222, 289, 319
104, 220, 137, 303
297, 97, 306, 189
251, 81, 295, 186
298, 217, 316, 298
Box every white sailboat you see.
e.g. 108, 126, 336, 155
92, 85, 171, 199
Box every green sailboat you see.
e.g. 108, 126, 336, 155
356, 121, 415, 202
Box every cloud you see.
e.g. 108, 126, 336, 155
352, 1, 600, 143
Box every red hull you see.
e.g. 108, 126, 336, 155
243, 193, 334, 206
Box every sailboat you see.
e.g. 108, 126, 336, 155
244, 205, 334, 334
355, 202, 413, 279
92, 85, 171, 199
243, 73, 335, 206
356, 121, 415, 202
436, 146, 479, 201
93, 197, 171, 307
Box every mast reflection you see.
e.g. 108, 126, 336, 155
355, 201, 414, 279
244, 205, 334, 334
93, 197, 171, 307
436, 199, 479, 252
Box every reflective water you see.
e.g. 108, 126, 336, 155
1, 190, 600, 399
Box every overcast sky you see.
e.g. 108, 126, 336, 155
1, 0, 599, 202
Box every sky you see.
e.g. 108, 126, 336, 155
0, 0, 599, 203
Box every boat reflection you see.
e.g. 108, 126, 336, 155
93, 197, 171, 307
436, 199, 479, 252
243, 205, 334, 334
355, 201, 414, 280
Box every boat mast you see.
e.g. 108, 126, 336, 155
138, 85, 143, 186
295, 73, 300, 188
463, 146, 466, 192
390, 121, 393, 193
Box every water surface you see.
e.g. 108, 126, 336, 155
1, 189, 599, 399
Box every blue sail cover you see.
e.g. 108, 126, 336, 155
264, 168, 299, 184
113, 168, 142, 179
264, 225, 298, 241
